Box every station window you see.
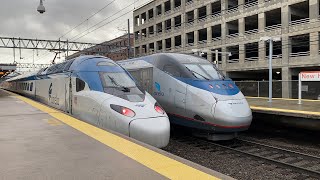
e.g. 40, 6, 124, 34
76, 78, 86, 92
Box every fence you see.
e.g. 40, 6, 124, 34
235, 80, 320, 100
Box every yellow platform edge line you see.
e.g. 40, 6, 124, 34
250, 106, 320, 116
9, 92, 219, 180
246, 96, 320, 102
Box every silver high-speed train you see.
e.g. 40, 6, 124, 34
119, 53, 252, 140
2, 55, 170, 148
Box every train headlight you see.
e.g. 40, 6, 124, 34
110, 104, 135, 117
154, 102, 165, 114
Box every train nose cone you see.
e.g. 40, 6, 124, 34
213, 99, 252, 130
129, 117, 170, 148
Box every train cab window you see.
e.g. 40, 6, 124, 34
76, 78, 85, 92
200, 64, 225, 80
163, 65, 181, 77
30, 83, 33, 91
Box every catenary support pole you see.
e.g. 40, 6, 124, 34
298, 73, 302, 104
128, 19, 131, 59
268, 39, 273, 103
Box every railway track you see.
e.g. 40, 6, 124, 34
171, 135, 320, 178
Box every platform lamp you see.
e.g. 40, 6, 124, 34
37, 0, 46, 14
260, 36, 281, 103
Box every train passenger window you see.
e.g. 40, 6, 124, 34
163, 65, 181, 77
27, 83, 30, 91
76, 78, 85, 92
30, 83, 33, 91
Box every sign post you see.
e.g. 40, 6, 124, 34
298, 71, 320, 104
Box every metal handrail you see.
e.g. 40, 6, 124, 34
164, 10, 172, 15
173, 6, 181, 11
186, 43, 194, 47
264, 54, 283, 59
289, 51, 310, 57
244, 1, 258, 8
226, 33, 239, 38
186, 21, 195, 27
198, 40, 207, 44
226, 6, 239, 14
227, 59, 239, 63
245, 57, 259, 61
265, 24, 282, 31
212, 37, 222, 41
245, 29, 259, 35
186, 1, 193, 6
289, 18, 310, 26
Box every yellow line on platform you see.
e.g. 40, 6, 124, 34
8, 91, 219, 180
246, 96, 320, 102
250, 106, 320, 116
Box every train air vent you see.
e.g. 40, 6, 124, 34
194, 115, 205, 121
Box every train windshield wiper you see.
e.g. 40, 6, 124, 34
107, 75, 130, 92
185, 67, 210, 80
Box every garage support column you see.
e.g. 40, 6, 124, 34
239, 43, 245, 63
239, 18, 245, 36
146, 43, 150, 54
282, 36, 290, 66
310, 0, 319, 21
171, 36, 175, 50
258, 13, 265, 32
162, 39, 166, 52
281, 67, 292, 98
310, 32, 319, 57
207, 2, 212, 16
207, 27, 212, 44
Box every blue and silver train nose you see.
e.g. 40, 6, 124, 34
129, 117, 170, 148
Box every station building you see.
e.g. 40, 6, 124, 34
133, 0, 320, 98
67, 34, 134, 61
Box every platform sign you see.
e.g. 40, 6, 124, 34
298, 71, 320, 104
300, 71, 320, 81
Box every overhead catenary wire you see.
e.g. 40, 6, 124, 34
70, 0, 140, 41
59, 0, 118, 39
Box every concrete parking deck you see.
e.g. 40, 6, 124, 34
0, 89, 232, 180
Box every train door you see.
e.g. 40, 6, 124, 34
174, 82, 187, 114
65, 77, 72, 114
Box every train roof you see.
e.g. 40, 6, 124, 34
121, 53, 211, 65
6, 55, 121, 82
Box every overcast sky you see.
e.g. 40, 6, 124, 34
0, 0, 149, 70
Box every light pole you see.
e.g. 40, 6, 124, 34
213, 49, 232, 69
260, 36, 281, 103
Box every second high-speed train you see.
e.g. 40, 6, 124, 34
2, 55, 170, 148
119, 53, 252, 140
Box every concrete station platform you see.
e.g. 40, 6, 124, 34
246, 97, 320, 130
0, 89, 231, 180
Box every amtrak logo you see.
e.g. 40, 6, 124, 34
154, 82, 164, 96
155, 82, 161, 91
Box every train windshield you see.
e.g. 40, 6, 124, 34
184, 64, 224, 80
100, 72, 145, 102
101, 72, 136, 88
